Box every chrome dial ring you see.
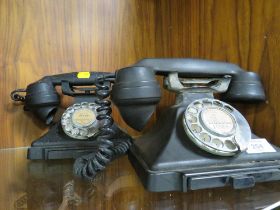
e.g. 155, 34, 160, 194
183, 98, 251, 156
61, 102, 100, 140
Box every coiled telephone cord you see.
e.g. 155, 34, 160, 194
73, 75, 132, 180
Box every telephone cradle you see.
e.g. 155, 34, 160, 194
11, 58, 280, 192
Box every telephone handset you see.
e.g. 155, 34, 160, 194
112, 58, 265, 129
112, 58, 280, 192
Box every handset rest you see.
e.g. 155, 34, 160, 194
134, 58, 266, 102
41, 72, 111, 86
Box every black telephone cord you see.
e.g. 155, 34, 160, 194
73, 76, 132, 180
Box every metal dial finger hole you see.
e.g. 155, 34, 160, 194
79, 129, 88, 136
81, 102, 88, 107
62, 113, 67, 119
61, 119, 67, 126
213, 100, 223, 107
73, 104, 81, 109
225, 140, 237, 150
65, 125, 72, 132
212, 138, 224, 148
64, 113, 71, 118
224, 105, 234, 113
66, 107, 74, 113
199, 133, 211, 143
203, 101, 212, 107
193, 102, 203, 109
191, 124, 202, 133
89, 103, 97, 108
188, 107, 198, 114
186, 114, 197, 123
71, 128, 79, 135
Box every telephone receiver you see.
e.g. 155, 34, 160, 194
111, 58, 266, 131
11, 72, 114, 125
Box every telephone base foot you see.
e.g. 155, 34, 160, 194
27, 145, 101, 160
128, 148, 280, 192
27, 122, 130, 160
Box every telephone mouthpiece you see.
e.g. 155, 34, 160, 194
112, 66, 161, 131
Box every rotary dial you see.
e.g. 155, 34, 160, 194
61, 102, 100, 140
183, 98, 251, 156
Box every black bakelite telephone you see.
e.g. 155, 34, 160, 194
112, 58, 280, 191
11, 58, 280, 192
11, 71, 132, 180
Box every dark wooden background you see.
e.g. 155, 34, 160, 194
1, 0, 280, 148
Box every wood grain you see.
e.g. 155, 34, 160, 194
0, 0, 156, 147
1, 0, 280, 148
154, 0, 280, 145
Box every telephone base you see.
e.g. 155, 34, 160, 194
129, 147, 280, 192
28, 144, 101, 160
27, 123, 129, 160
128, 93, 280, 192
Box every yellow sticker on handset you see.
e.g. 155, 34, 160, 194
77, 72, 90, 79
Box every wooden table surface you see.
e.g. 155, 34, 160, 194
0, 148, 280, 210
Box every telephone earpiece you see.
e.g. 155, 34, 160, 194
24, 80, 60, 125
221, 71, 265, 102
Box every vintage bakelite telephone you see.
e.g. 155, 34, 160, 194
11, 71, 132, 180
11, 58, 280, 192
111, 58, 280, 192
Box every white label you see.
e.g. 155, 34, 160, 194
201, 108, 235, 136
246, 138, 276, 154
72, 108, 96, 127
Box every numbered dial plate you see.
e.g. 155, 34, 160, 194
61, 102, 100, 140
183, 98, 251, 156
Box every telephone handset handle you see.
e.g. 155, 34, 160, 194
132, 58, 266, 102
134, 58, 245, 77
